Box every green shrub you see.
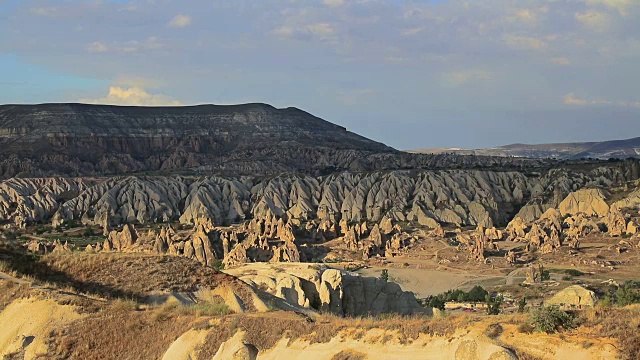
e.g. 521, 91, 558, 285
82, 227, 95, 237
380, 269, 389, 282
425, 296, 445, 310
615, 281, 640, 306
486, 295, 503, 315
530, 306, 579, 333
210, 259, 224, 271
564, 269, 584, 277
421, 286, 490, 311
518, 297, 527, 313
539, 265, 551, 281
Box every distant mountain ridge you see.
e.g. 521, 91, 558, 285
0, 102, 394, 177
411, 136, 640, 160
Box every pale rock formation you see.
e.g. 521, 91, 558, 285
104, 224, 138, 251
544, 285, 596, 310
1, 171, 535, 232
225, 263, 426, 316
505, 217, 527, 241
0, 178, 89, 227
432, 223, 445, 237
380, 217, 394, 235
559, 188, 610, 217
484, 227, 503, 241
212, 331, 258, 360
27, 240, 48, 254
271, 240, 301, 263
51, 239, 71, 253
604, 210, 627, 237
505, 250, 517, 265
275, 218, 296, 242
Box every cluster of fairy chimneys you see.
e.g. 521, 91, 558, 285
506, 207, 639, 254
445, 203, 640, 266
338, 217, 419, 259
453, 224, 503, 263
26, 238, 71, 254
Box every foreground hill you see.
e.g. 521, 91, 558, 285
0, 248, 628, 359
412, 136, 640, 160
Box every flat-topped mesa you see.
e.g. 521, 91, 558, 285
0, 103, 393, 178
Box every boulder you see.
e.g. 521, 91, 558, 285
544, 285, 596, 310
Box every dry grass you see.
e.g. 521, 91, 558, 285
582, 306, 640, 360
46, 310, 198, 360
0, 280, 32, 312
109, 298, 139, 312
195, 311, 475, 359
0, 249, 259, 311
484, 323, 503, 339
153, 299, 231, 321
331, 349, 367, 360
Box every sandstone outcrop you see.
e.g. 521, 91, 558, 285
545, 285, 596, 310
225, 263, 426, 316
5, 171, 530, 231
558, 188, 610, 217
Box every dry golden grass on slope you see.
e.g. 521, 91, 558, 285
45, 310, 199, 360
583, 306, 640, 360
0, 247, 259, 310
195, 311, 475, 359
0, 281, 31, 312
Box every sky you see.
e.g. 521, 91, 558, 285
1, 0, 639, 150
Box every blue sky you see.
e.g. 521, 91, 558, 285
1, 0, 639, 149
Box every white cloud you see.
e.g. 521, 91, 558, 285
272, 23, 337, 40
586, 0, 634, 16
169, 14, 192, 28
564, 93, 640, 107
323, 0, 345, 7
85, 37, 163, 53
507, 8, 543, 24
575, 10, 611, 31
87, 41, 108, 53
564, 93, 590, 105
550, 57, 572, 65
401, 27, 425, 36
79, 86, 182, 106
441, 70, 491, 88
306, 23, 336, 36
29, 7, 59, 16
503, 34, 546, 50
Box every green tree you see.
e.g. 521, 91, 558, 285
427, 296, 445, 310
380, 269, 389, 282
467, 286, 489, 302
518, 297, 527, 313
486, 294, 504, 315
539, 264, 550, 281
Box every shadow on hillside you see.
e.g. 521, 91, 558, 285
0, 246, 145, 302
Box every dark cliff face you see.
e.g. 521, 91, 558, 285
0, 103, 585, 178
0, 103, 395, 177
